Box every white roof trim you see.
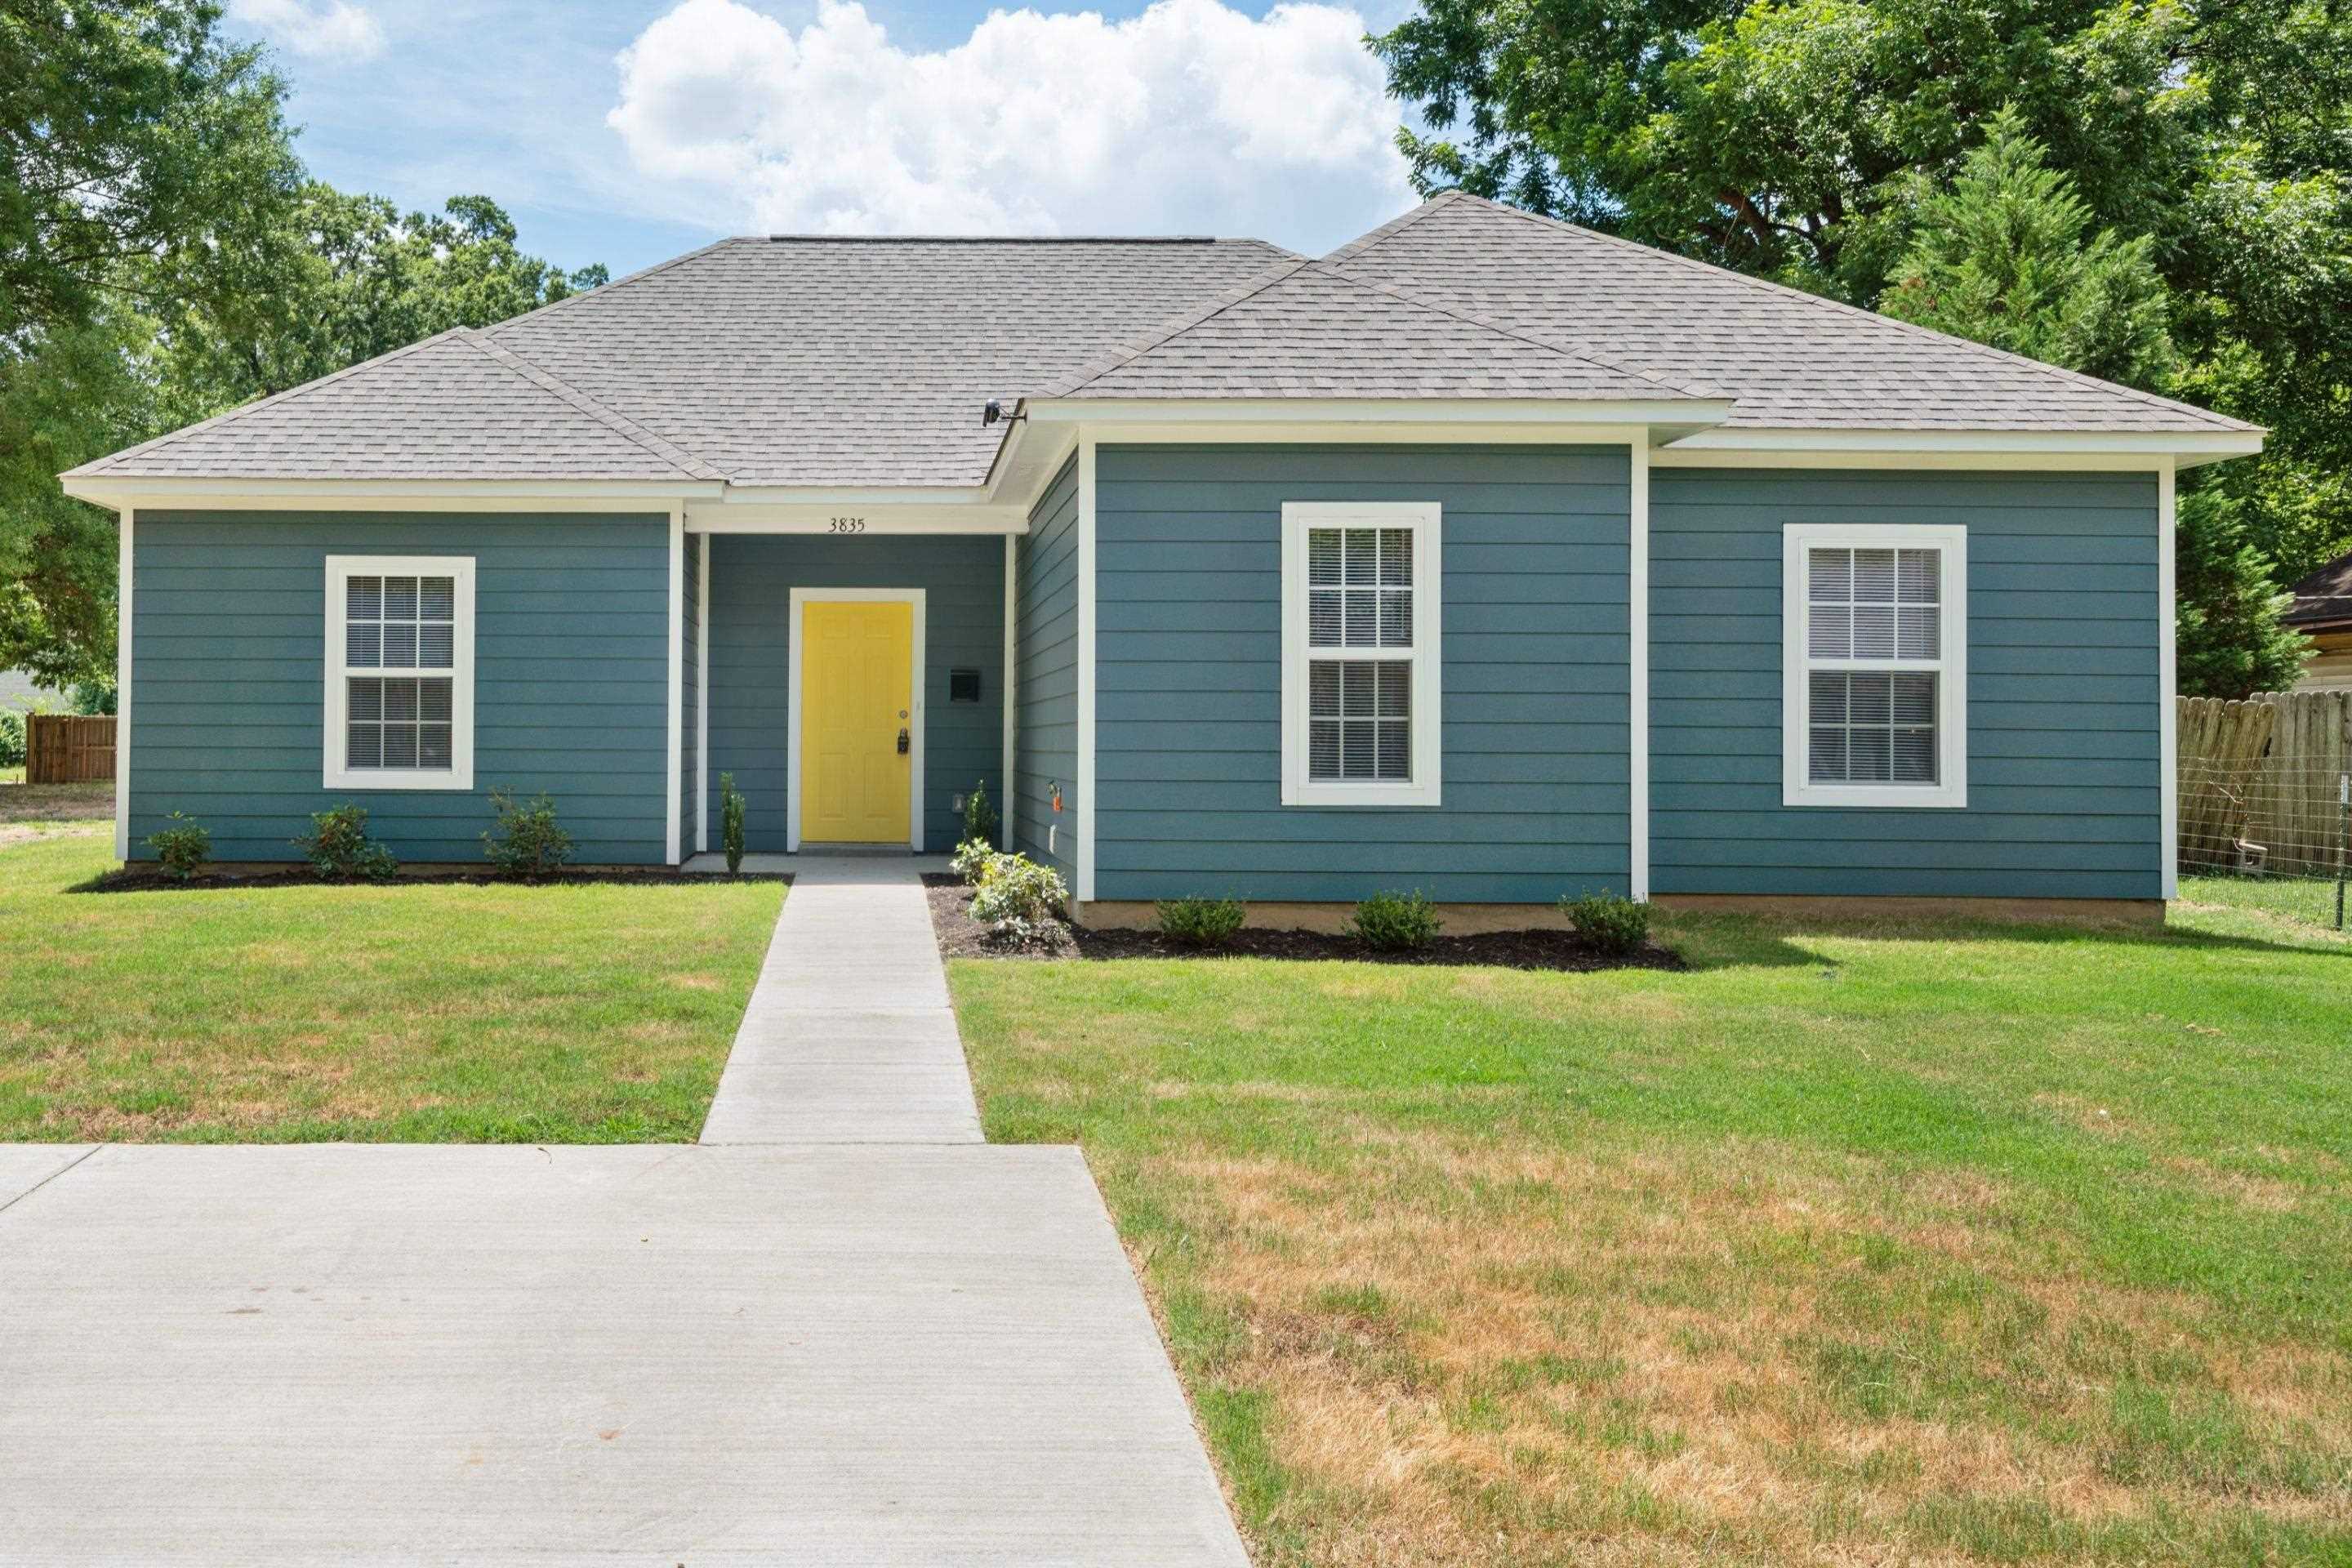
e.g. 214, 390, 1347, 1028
1020, 397, 1735, 427
1655, 427, 2265, 467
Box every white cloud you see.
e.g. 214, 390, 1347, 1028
229, 0, 386, 62
606, 0, 1414, 252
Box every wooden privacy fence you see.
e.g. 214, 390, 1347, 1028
24, 715, 116, 784
2176, 690, 2352, 877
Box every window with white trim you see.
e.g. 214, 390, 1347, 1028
324, 555, 475, 791
1281, 501, 1441, 807
1782, 524, 1967, 808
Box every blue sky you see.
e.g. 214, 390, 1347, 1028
224, 0, 1428, 280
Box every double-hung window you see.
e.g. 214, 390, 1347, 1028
323, 555, 475, 791
1782, 524, 1966, 808
1281, 502, 1441, 807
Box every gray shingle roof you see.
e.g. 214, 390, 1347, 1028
1041, 259, 1697, 401
1319, 193, 2252, 434
67, 194, 2253, 488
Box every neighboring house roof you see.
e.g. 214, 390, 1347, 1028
64, 193, 2255, 492
2285, 550, 2352, 633
0, 668, 64, 714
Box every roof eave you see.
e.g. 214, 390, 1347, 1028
1653, 426, 2265, 470
59, 474, 727, 513
1018, 396, 1735, 434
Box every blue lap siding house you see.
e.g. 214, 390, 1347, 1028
65, 193, 2261, 920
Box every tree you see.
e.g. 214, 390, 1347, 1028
1373, 0, 2352, 612
0, 5, 602, 686
2174, 487, 2309, 699
1878, 109, 2173, 389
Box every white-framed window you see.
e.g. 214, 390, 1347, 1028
1281, 501, 1441, 807
1782, 523, 1967, 808
323, 555, 475, 791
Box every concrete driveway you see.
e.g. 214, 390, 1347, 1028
0, 1142, 1249, 1566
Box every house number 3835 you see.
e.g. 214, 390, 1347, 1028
828, 517, 866, 533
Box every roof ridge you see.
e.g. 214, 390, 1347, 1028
457, 332, 728, 481
1029, 256, 1315, 399
1315, 190, 1463, 269
65, 329, 474, 478
1417, 193, 2256, 434
1303, 259, 1719, 400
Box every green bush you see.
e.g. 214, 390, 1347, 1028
145, 812, 212, 881
969, 851, 1068, 939
1559, 889, 1651, 956
951, 837, 995, 885
1156, 896, 1247, 947
294, 804, 399, 882
961, 779, 999, 846
483, 789, 572, 878
0, 710, 23, 768
1345, 889, 1442, 951
719, 772, 746, 874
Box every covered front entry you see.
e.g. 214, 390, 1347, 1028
790, 589, 923, 849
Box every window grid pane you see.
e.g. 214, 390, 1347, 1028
1306, 657, 1411, 782
1306, 528, 1413, 650
342, 568, 458, 773
1806, 671, 1937, 785
1807, 546, 1940, 662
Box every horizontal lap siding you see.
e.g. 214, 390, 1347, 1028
1650, 469, 2163, 900
1094, 444, 1633, 903
130, 512, 669, 864
704, 534, 1004, 854
1013, 458, 1078, 882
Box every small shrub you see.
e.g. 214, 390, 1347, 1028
961, 779, 999, 846
295, 804, 399, 882
0, 710, 22, 768
145, 812, 212, 881
951, 837, 995, 885
483, 788, 572, 878
719, 773, 746, 874
1345, 889, 1442, 951
1560, 889, 1651, 956
969, 851, 1068, 940
1157, 896, 1247, 948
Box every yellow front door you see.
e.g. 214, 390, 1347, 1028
800, 599, 915, 844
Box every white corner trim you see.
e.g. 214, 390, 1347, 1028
1780, 523, 1969, 810
1628, 440, 1650, 902
114, 508, 133, 861
1278, 501, 1444, 808
321, 555, 477, 791
1001, 532, 1018, 853
666, 507, 684, 865
2158, 461, 2178, 900
784, 586, 927, 853
696, 528, 710, 854
1076, 434, 1097, 902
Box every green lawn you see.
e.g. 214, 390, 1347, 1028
952, 899, 2352, 1567
0, 829, 782, 1142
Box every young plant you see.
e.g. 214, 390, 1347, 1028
969, 851, 1068, 940
1156, 896, 1246, 948
1345, 889, 1442, 952
145, 812, 212, 881
961, 779, 1000, 847
1559, 889, 1651, 956
295, 804, 399, 882
0, 710, 23, 768
719, 773, 746, 875
483, 789, 572, 879
951, 837, 995, 885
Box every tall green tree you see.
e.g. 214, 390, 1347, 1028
1878, 109, 2173, 388
1, 5, 603, 686
1373, 0, 2352, 622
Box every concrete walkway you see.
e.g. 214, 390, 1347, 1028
699, 855, 983, 1145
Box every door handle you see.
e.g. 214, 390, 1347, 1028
898, 727, 911, 755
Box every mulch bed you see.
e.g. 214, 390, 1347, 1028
921, 875, 1683, 972
74, 867, 791, 895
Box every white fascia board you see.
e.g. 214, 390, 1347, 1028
60, 476, 724, 511
1021, 398, 1734, 428
692, 502, 1029, 534
1654, 427, 2265, 470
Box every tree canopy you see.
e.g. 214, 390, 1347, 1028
0, 1, 600, 687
